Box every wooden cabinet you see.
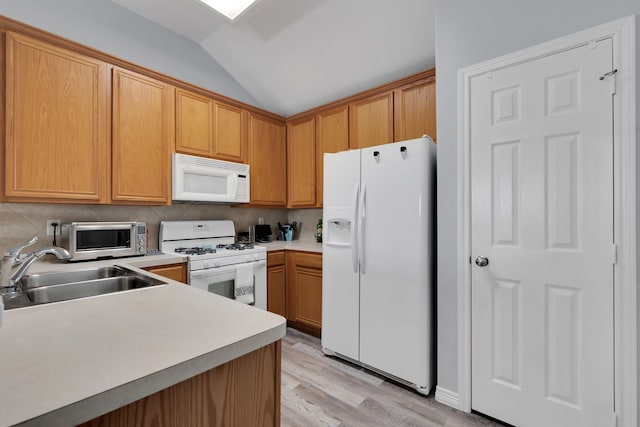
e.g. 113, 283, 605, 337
175, 88, 214, 157
266, 251, 286, 316
315, 105, 349, 207
80, 341, 281, 427
144, 263, 187, 283
111, 68, 173, 205
286, 251, 322, 336
249, 114, 286, 206
4, 32, 108, 203
175, 93, 248, 163
394, 77, 437, 142
287, 117, 316, 207
213, 102, 247, 163
349, 91, 393, 149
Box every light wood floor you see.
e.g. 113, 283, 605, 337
281, 327, 505, 427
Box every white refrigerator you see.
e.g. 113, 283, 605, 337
321, 136, 435, 394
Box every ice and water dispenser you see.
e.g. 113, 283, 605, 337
324, 207, 353, 247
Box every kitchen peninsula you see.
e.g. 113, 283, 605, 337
0, 257, 286, 427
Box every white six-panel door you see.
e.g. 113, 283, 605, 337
470, 39, 614, 427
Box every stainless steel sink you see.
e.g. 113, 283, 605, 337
3, 266, 166, 309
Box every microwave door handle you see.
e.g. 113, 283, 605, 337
229, 173, 239, 198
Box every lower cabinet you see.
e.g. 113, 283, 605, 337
286, 251, 323, 337
266, 250, 323, 337
266, 251, 287, 316
79, 341, 281, 427
143, 263, 187, 283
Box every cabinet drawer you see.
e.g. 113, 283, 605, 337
144, 263, 187, 283
294, 252, 322, 269
267, 251, 286, 267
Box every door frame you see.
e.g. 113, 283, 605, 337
456, 16, 636, 427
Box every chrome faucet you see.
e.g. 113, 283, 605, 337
0, 237, 71, 293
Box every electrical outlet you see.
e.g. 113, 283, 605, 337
46, 219, 61, 236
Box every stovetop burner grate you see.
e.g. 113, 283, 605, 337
174, 246, 217, 255
174, 243, 255, 255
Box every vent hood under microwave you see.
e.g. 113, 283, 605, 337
172, 153, 250, 203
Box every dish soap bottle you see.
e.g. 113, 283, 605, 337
315, 219, 323, 243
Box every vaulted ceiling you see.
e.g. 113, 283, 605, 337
112, 0, 435, 116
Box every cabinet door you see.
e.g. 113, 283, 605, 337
287, 117, 316, 207
5, 33, 108, 202
315, 105, 349, 207
349, 92, 393, 149
213, 102, 247, 163
249, 114, 286, 206
394, 77, 437, 142
144, 263, 187, 283
175, 88, 214, 157
267, 265, 286, 317
287, 252, 322, 335
112, 68, 173, 205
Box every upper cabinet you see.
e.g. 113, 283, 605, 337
315, 106, 348, 207
249, 114, 286, 207
348, 91, 394, 149
175, 90, 248, 163
287, 117, 316, 207
111, 68, 173, 205
175, 88, 214, 158
213, 102, 247, 163
4, 32, 108, 203
394, 77, 437, 142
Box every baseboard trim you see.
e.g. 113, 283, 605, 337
435, 386, 460, 410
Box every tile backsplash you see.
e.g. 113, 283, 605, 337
0, 203, 288, 254
287, 208, 322, 242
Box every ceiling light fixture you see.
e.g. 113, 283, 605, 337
197, 0, 259, 21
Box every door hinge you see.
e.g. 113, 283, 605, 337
611, 244, 617, 265
600, 69, 618, 95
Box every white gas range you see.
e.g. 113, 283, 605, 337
159, 220, 267, 309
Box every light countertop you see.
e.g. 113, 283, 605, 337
0, 255, 286, 427
259, 240, 322, 253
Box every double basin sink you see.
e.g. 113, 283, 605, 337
3, 265, 166, 310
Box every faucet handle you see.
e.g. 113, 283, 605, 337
5, 236, 38, 257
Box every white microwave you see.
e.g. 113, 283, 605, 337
172, 153, 250, 203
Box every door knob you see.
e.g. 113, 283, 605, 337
475, 256, 489, 267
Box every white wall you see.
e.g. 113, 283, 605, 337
435, 0, 640, 399
0, 0, 261, 108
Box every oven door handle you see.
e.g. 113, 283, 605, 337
190, 261, 266, 278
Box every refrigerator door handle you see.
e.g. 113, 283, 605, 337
351, 182, 360, 274
359, 183, 366, 275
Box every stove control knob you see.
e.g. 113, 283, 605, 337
213, 260, 220, 267
203, 261, 210, 268
252, 255, 259, 261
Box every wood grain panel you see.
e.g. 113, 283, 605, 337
315, 105, 349, 207
80, 341, 281, 427
175, 88, 214, 157
394, 77, 437, 142
287, 117, 316, 207
295, 267, 322, 329
213, 102, 247, 163
267, 250, 286, 267
286, 251, 322, 336
111, 68, 173, 205
267, 265, 286, 317
143, 263, 187, 283
349, 92, 394, 149
249, 114, 286, 206
5, 32, 108, 202
294, 252, 322, 270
